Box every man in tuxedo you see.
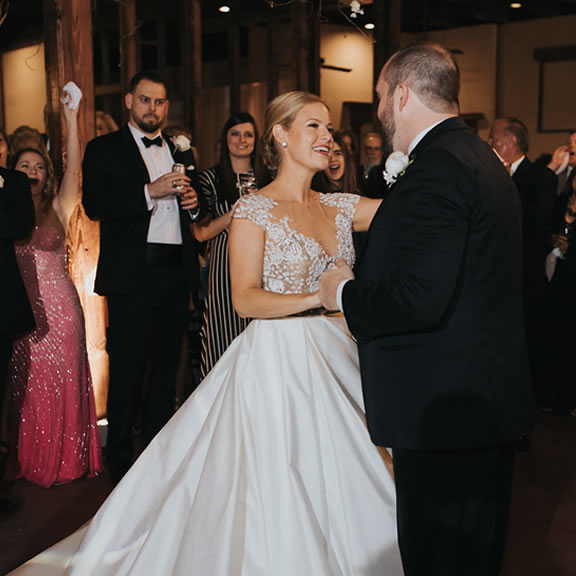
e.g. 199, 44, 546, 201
320, 43, 536, 576
548, 131, 576, 196
0, 167, 34, 511
82, 71, 203, 482
489, 117, 557, 407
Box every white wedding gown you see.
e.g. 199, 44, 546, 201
11, 193, 402, 576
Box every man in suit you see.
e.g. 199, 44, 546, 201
0, 167, 34, 511
548, 131, 576, 196
83, 71, 203, 482
489, 117, 557, 407
320, 43, 536, 576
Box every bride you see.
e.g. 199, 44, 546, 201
10, 92, 403, 575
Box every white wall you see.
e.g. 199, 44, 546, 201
320, 24, 374, 128
2, 44, 47, 134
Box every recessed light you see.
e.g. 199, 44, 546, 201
364, 22, 375, 30
219, 5, 231, 13
510, 2, 522, 8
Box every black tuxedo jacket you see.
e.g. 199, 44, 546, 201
82, 126, 203, 296
512, 157, 557, 303
0, 167, 35, 338
343, 117, 536, 450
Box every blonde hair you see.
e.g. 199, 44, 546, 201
262, 91, 328, 168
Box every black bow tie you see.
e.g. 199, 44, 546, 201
142, 136, 163, 148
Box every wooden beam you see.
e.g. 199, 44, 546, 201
308, 0, 320, 95
183, 0, 202, 144
119, 0, 138, 123
229, 0, 241, 115
43, 0, 95, 176
373, 0, 402, 122
266, 4, 279, 101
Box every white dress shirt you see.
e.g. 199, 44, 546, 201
128, 123, 182, 245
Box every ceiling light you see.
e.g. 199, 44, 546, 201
219, 4, 231, 13
510, 2, 522, 8
364, 23, 375, 30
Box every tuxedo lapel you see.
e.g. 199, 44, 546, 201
120, 125, 153, 185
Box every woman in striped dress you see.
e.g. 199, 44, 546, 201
194, 113, 268, 378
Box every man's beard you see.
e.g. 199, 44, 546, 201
379, 99, 395, 158
135, 114, 162, 134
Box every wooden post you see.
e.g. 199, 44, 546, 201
229, 0, 241, 115
119, 0, 138, 122
373, 0, 402, 122
308, 1, 321, 95
291, 0, 320, 93
183, 0, 202, 144
266, 5, 279, 102
42, 0, 109, 418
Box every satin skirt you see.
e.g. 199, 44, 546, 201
12, 315, 402, 575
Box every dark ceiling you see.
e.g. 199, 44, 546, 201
2, 0, 576, 51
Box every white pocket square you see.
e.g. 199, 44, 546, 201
187, 164, 196, 171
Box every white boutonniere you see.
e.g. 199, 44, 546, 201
382, 151, 413, 186
0, 175, 4, 188
172, 134, 191, 152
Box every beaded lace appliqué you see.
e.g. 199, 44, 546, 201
233, 193, 359, 294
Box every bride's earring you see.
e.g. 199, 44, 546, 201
281, 141, 287, 148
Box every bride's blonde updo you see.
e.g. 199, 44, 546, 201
262, 91, 329, 169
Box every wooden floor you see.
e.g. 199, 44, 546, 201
0, 413, 574, 575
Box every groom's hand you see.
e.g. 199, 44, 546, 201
319, 259, 354, 311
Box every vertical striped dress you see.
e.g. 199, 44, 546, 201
198, 167, 251, 378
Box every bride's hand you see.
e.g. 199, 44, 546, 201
319, 259, 354, 311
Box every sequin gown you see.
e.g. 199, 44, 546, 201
10, 193, 402, 575
8, 225, 102, 488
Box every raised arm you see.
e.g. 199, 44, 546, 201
229, 216, 321, 318
53, 87, 82, 231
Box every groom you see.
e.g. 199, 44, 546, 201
320, 43, 536, 576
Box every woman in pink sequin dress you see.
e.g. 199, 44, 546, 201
7, 88, 102, 487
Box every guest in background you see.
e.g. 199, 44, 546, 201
194, 112, 267, 378
312, 132, 359, 194
361, 131, 387, 198
95, 110, 119, 138
7, 86, 102, 488
489, 117, 557, 408
82, 71, 202, 483
547, 171, 576, 415
361, 131, 384, 178
10, 126, 47, 157
548, 131, 576, 196
0, 167, 34, 510
0, 127, 10, 168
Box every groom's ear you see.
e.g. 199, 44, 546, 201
397, 84, 409, 112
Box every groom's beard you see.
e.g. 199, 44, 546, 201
379, 99, 395, 158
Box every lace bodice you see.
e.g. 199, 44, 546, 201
233, 192, 359, 294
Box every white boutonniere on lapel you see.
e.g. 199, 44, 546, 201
382, 151, 413, 186
0, 175, 4, 188
172, 134, 191, 153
